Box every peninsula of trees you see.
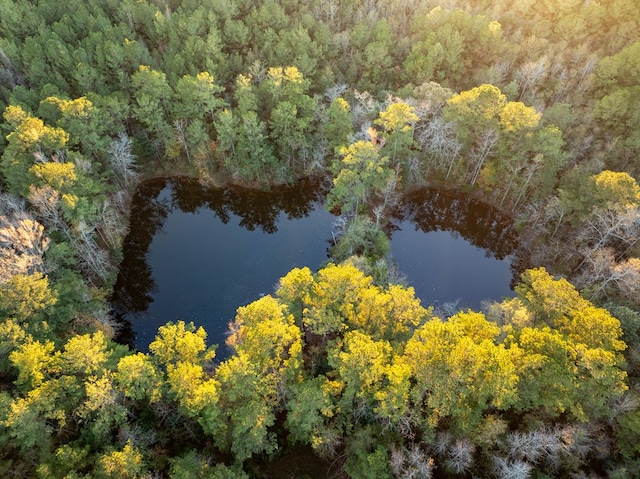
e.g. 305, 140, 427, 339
1, 0, 639, 478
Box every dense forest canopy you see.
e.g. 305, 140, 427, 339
1, 0, 639, 477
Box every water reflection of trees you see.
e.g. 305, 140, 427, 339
392, 188, 519, 260
170, 177, 327, 233
111, 177, 327, 337
391, 187, 529, 290
112, 181, 526, 345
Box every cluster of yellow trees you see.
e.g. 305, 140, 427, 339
0, 263, 631, 478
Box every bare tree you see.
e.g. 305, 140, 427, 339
0, 192, 25, 215
352, 89, 380, 133
96, 197, 128, 251
69, 220, 112, 283
612, 257, 640, 305
577, 205, 640, 269
543, 195, 566, 239
173, 119, 192, 164
445, 438, 475, 475
390, 445, 434, 479
433, 430, 452, 457
28, 185, 64, 231
513, 154, 545, 209
574, 244, 640, 304
416, 117, 462, 180
0, 47, 17, 89
308, 138, 329, 173
108, 133, 140, 190
575, 247, 617, 296
324, 83, 348, 103
468, 129, 498, 185
516, 56, 549, 104
492, 456, 533, 479
506, 427, 564, 465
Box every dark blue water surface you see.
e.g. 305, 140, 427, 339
389, 187, 518, 313
112, 179, 519, 356
112, 177, 334, 355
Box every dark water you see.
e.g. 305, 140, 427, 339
111, 177, 334, 355
389, 188, 518, 313
112, 179, 519, 355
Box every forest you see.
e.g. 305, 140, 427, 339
0, 0, 639, 477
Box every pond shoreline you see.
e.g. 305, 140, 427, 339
111, 175, 521, 353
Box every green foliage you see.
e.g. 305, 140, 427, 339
215, 354, 277, 462
404, 8, 505, 90
1, 0, 639, 475
330, 216, 390, 264
327, 140, 393, 215
324, 97, 354, 155
344, 443, 392, 479
375, 102, 419, 175
169, 451, 248, 479
441, 84, 566, 204
615, 407, 640, 460
131, 65, 173, 149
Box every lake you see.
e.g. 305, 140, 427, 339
112, 178, 518, 355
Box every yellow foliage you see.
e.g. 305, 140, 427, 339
375, 102, 420, 133
593, 170, 640, 207
30, 162, 77, 190
3, 105, 28, 127
499, 101, 541, 132
98, 441, 145, 479
43, 96, 93, 117
446, 84, 506, 121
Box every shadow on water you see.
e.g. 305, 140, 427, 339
112, 180, 525, 357
391, 188, 519, 259
111, 176, 331, 351
389, 187, 523, 312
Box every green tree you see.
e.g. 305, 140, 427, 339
38, 96, 109, 155
329, 216, 390, 264
261, 66, 316, 171
170, 72, 224, 167
173, 71, 224, 122
443, 84, 505, 184
403, 8, 505, 90
593, 41, 640, 173
169, 450, 249, 479
327, 140, 393, 216
284, 376, 335, 446
324, 97, 354, 155
130, 65, 173, 152
215, 354, 277, 463
375, 102, 419, 169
